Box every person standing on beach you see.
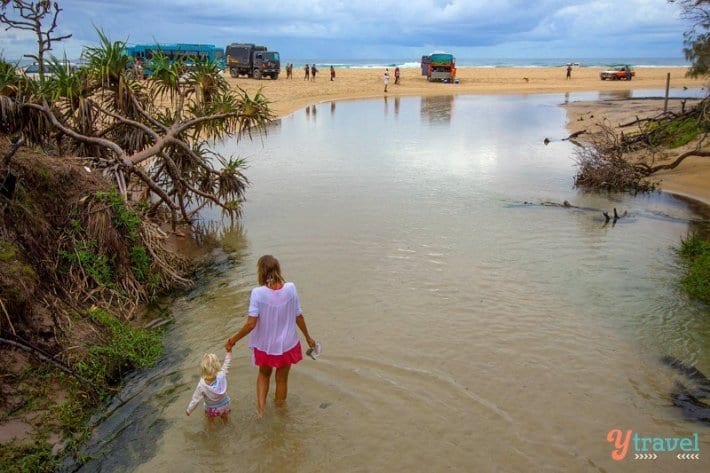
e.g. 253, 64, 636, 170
394, 66, 400, 85
330, 65, 335, 81
311, 64, 317, 81
304, 64, 310, 80
225, 255, 317, 418
384, 68, 390, 93
566, 64, 572, 80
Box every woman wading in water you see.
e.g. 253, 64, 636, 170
225, 255, 317, 417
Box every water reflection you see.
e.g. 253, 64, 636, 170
420, 95, 455, 124
599, 89, 633, 101
305, 104, 317, 122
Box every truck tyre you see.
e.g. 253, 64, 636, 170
230, 68, 238, 78
254, 69, 262, 80
626, 75, 632, 81
272, 73, 279, 80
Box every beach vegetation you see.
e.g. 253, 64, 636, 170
670, 0, 710, 78
0, 1, 273, 466
0, 441, 58, 473
574, 98, 710, 192
679, 232, 710, 304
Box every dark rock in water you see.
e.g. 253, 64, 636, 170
662, 355, 710, 390
662, 355, 710, 424
671, 384, 710, 423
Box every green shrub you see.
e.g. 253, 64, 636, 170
0, 441, 57, 473
94, 190, 141, 241
76, 308, 162, 390
59, 240, 113, 286
679, 233, 710, 304
130, 246, 151, 282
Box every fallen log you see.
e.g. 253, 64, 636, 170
0, 336, 92, 385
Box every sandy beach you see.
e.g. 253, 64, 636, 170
227, 66, 708, 204
227, 66, 702, 117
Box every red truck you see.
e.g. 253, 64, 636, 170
600, 65, 635, 81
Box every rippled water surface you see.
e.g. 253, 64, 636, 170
71, 92, 709, 472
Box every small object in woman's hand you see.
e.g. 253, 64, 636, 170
306, 341, 322, 360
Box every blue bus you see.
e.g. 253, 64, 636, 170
125, 43, 224, 75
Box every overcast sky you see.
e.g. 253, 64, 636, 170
0, 0, 692, 61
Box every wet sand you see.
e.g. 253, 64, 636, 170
226, 66, 708, 204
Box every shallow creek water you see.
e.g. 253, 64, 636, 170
69, 91, 708, 472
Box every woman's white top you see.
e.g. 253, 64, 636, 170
248, 282, 302, 355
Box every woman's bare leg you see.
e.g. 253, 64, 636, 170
274, 365, 291, 406
257, 365, 273, 417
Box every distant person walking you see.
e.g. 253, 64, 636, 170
311, 64, 317, 81
394, 66, 400, 85
330, 65, 336, 81
566, 64, 572, 80
286, 63, 293, 79
304, 64, 310, 80
383, 68, 390, 93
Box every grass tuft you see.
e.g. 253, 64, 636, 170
679, 233, 710, 304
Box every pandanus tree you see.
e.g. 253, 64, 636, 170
0, 29, 272, 230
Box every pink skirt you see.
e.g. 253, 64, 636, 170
205, 404, 231, 418
253, 341, 303, 368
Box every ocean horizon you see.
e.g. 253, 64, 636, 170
283, 56, 689, 69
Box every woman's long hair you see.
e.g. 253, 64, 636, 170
257, 255, 285, 287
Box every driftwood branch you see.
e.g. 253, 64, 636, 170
2, 135, 24, 165
619, 111, 677, 128
566, 130, 586, 140
602, 207, 627, 224
647, 149, 710, 173
0, 336, 91, 385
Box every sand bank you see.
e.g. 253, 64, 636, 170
226, 66, 702, 117
226, 66, 707, 205
564, 97, 710, 206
